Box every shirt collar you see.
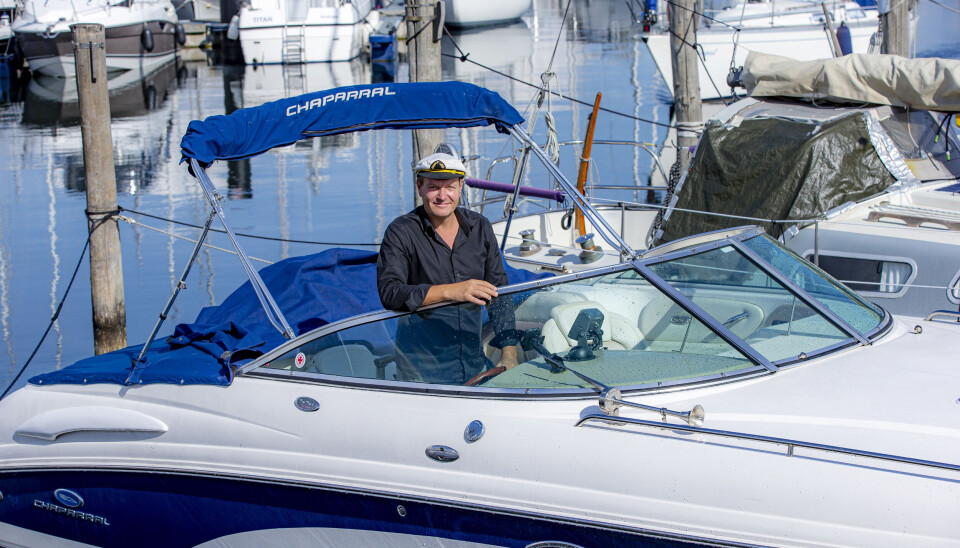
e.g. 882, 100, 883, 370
415, 206, 477, 236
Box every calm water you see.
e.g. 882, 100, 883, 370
0, 0, 957, 389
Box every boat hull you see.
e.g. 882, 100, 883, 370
645, 19, 878, 100
237, 0, 376, 64
0, 469, 689, 547
445, 0, 531, 27
15, 21, 178, 78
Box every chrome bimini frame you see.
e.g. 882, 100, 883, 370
130, 159, 297, 382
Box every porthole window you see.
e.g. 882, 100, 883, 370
803, 253, 915, 296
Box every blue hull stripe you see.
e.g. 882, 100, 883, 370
0, 469, 722, 547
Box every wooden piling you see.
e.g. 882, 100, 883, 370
406, 0, 444, 205
668, 0, 702, 172
72, 23, 126, 354
881, 0, 911, 57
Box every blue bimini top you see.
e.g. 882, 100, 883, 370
180, 81, 525, 164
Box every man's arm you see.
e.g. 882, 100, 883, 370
421, 279, 499, 307
377, 223, 431, 312
481, 219, 519, 369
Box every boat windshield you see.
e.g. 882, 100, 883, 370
254, 232, 885, 392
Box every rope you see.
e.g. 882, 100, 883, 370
1, 210, 121, 400
649, 156, 683, 243
544, 111, 561, 165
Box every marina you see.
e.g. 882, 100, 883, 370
0, 0, 959, 545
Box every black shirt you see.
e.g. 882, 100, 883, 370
377, 206, 515, 383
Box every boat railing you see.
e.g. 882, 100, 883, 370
925, 310, 960, 323
468, 138, 671, 218
576, 412, 960, 474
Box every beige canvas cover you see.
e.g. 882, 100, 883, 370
743, 53, 960, 112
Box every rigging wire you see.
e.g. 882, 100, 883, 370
927, 0, 960, 15
440, 51, 679, 130
119, 207, 381, 247
660, 0, 743, 31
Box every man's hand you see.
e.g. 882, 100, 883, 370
497, 345, 519, 370
423, 279, 498, 307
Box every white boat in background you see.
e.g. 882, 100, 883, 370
1, 0, 19, 58
643, 0, 881, 100
236, 0, 378, 64
176, 0, 221, 22
1, 81, 959, 547
12, 0, 183, 77
445, 0, 531, 27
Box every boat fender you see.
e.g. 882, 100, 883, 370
175, 23, 187, 46
227, 15, 240, 41
141, 26, 155, 52
836, 22, 852, 56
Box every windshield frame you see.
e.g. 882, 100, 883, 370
242, 227, 891, 395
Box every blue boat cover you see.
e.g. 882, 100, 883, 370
29, 249, 551, 387
180, 81, 525, 164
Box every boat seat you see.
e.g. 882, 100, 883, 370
637, 297, 764, 343
541, 301, 642, 355
316, 344, 396, 380
514, 290, 587, 323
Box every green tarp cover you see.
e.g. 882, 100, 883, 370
659, 112, 897, 242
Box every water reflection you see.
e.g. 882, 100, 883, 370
442, 21, 534, 78
20, 58, 181, 196
222, 63, 251, 199
22, 57, 181, 126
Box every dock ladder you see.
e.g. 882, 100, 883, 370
281, 24, 305, 64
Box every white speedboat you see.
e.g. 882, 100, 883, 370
0, 81, 957, 547
235, 0, 378, 64
643, 0, 880, 100
445, 0, 531, 28
11, 0, 183, 77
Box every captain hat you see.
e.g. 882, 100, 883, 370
414, 152, 466, 180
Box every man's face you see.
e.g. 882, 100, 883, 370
418, 176, 462, 221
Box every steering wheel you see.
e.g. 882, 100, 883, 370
464, 366, 507, 386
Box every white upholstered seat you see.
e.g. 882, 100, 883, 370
541, 301, 642, 355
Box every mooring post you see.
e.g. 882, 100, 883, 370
406, 0, 444, 205
880, 0, 911, 57
72, 23, 127, 355
668, 0, 702, 173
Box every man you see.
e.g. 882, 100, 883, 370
377, 152, 518, 384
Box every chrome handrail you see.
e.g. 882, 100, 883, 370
576, 413, 960, 474
925, 310, 960, 322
